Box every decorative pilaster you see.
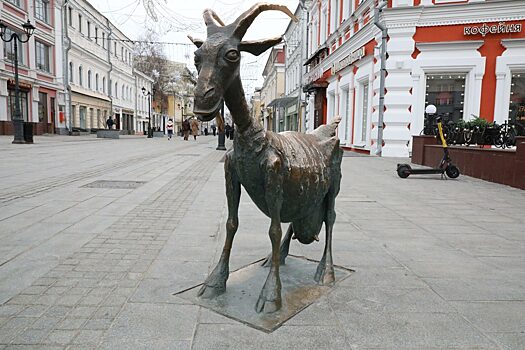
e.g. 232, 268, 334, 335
371, 26, 416, 157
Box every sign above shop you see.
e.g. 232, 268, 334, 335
464, 22, 522, 37
331, 47, 365, 75
305, 66, 323, 85
7, 79, 32, 90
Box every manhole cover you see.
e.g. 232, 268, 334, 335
82, 180, 146, 189
174, 255, 353, 333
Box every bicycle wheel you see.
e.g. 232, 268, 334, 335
506, 127, 517, 148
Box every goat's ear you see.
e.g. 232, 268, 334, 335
187, 35, 204, 48
239, 36, 282, 56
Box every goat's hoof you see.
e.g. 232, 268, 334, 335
255, 295, 282, 314
314, 264, 335, 285
197, 283, 225, 299
261, 255, 272, 267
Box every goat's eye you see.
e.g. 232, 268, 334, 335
225, 50, 240, 62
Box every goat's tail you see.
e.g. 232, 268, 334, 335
311, 116, 342, 139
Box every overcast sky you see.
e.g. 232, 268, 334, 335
88, 0, 300, 96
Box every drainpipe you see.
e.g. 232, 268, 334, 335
374, 0, 387, 156
62, 0, 72, 133
106, 19, 113, 119
298, 0, 309, 133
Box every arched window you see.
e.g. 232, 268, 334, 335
78, 66, 83, 86
69, 62, 73, 83
87, 70, 92, 89
122, 85, 125, 100
95, 73, 99, 91
102, 77, 106, 93
115, 82, 118, 98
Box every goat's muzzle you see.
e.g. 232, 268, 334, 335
194, 98, 223, 122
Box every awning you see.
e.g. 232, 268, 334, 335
304, 45, 328, 66
267, 97, 297, 109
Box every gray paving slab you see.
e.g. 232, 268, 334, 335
0, 135, 524, 349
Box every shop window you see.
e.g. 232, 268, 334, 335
3, 28, 25, 65
36, 41, 51, 73
425, 74, 466, 122
38, 92, 48, 123
7, 90, 29, 121
341, 88, 350, 142
509, 72, 525, 129
35, 0, 50, 23
360, 82, 369, 143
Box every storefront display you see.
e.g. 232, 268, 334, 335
425, 74, 466, 122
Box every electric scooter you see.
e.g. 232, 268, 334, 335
397, 105, 460, 179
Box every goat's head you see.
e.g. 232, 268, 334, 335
189, 3, 297, 121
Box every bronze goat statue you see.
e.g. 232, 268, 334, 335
189, 3, 343, 314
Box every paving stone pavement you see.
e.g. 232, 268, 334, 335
0, 134, 524, 349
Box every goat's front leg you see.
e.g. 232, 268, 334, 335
256, 157, 283, 313
198, 154, 240, 299
261, 224, 293, 267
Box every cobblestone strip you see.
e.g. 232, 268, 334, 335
0, 150, 224, 349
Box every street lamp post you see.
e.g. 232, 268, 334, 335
0, 20, 36, 144
141, 87, 153, 138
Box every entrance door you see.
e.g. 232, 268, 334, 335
50, 97, 56, 133
79, 106, 87, 129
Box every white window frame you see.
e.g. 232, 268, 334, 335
35, 41, 51, 73
494, 39, 525, 125
412, 41, 485, 138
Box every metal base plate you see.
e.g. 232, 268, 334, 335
174, 255, 353, 333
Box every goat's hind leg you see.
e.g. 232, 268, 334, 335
314, 190, 338, 285
198, 155, 240, 299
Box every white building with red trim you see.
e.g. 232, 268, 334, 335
303, 0, 525, 157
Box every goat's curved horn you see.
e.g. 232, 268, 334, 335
203, 9, 225, 27
232, 3, 297, 40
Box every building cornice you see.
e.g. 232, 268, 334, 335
383, 0, 525, 28
501, 38, 525, 49
416, 41, 484, 52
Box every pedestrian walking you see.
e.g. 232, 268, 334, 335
106, 117, 114, 130
166, 118, 174, 140
230, 124, 235, 140
204, 127, 208, 136
225, 123, 231, 139
211, 124, 216, 136
190, 118, 200, 141
182, 119, 190, 141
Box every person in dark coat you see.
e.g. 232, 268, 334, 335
225, 123, 231, 139
182, 119, 190, 141
230, 124, 234, 140
106, 117, 114, 129
211, 124, 216, 136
